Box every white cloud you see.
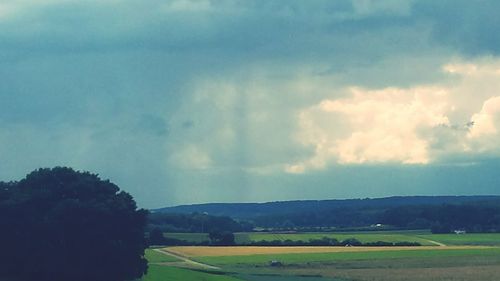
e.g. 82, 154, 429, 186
467, 96, 500, 153
166, 69, 350, 172
165, 58, 500, 175
287, 59, 500, 173
290, 86, 450, 171
469, 96, 500, 138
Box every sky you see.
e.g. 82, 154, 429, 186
1, 0, 500, 208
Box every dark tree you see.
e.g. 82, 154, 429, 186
148, 227, 166, 245
147, 212, 248, 233
0, 167, 148, 281
341, 238, 362, 246
208, 230, 235, 246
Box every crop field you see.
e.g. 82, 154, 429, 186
154, 232, 500, 281
165, 231, 500, 247
417, 233, 500, 246
190, 247, 500, 266
191, 246, 500, 281
165, 230, 440, 245
241, 231, 435, 245
166, 245, 482, 257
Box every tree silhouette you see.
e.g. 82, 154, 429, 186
0, 167, 148, 281
208, 230, 235, 246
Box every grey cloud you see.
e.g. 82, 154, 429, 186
1, 0, 500, 207
414, 0, 500, 55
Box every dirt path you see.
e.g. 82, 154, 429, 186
418, 238, 447, 247
153, 248, 220, 270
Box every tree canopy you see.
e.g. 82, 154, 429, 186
0, 167, 148, 281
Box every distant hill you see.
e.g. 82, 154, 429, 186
154, 195, 500, 219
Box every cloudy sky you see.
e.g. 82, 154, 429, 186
2, 0, 500, 208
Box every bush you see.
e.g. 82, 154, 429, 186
209, 230, 235, 246
341, 238, 362, 246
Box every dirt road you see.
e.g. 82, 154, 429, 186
153, 248, 220, 270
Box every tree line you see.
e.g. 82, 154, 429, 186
380, 204, 500, 233
153, 202, 500, 234
148, 212, 253, 233
228, 203, 500, 233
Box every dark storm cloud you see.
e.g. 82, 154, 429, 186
1, 0, 500, 207
414, 0, 500, 55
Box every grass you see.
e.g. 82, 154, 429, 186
236, 274, 339, 281
165, 230, 436, 245
418, 233, 500, 246
194, 247, 500, 266
165, 231, 500, 248
243, 232, 434, 245
145, 249, 180, 263
164, 233, 210, 243
141, 265, 242, 281
158, 232, 500, 280
285, 263, 500, 281
143, 248, 243, 281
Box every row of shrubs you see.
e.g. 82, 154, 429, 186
243, 237, 420, 247
152, 236, 420, 247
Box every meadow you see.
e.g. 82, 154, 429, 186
417, 233, 500, 246
141, 265, 242, 281
239, 231, 435, 245
164, 231, 500, 247
144, 249, 181, 263
208, 247, 498, 264
142, 249, 244, 281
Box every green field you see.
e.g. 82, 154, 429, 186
418, 233, 500, 246
165, 230, 437, 245
145, 249, 180, 263
154, 232, 500, 281
142, 246, 500, 281
164, 231, 500, 247
241, 231, 434, 245
142, 265, 242, 281
143, 248, 243, 281
194, 246, 500, 281
165, 232, 210, 243
194, 247, 500, 266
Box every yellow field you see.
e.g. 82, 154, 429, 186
164, 246, 488, 257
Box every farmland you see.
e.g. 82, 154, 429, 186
142, 249, 244, 281
238, 231, 435, 245
143, 232, 500, 281
164, 230, 500, 247
165, 230, 436, 245
166, 245, 493, 258
145, 249, 181, 263
185, 245, 500, 281
141, 265, 242, 281
417, 233, 500, 246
